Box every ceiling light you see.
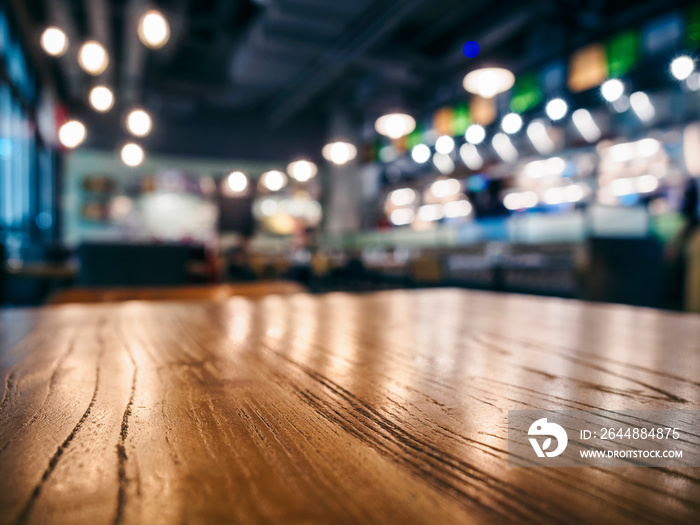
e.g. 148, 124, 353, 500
459, 144, 483, 170
121, 143, 144, 167
138, 10, 170, 49
78, 41, 108, 75
390, 208, 415, 226
411, 144, 431, 164
462, 67, 515, 98
374, 113, 416, 139
501, 113, 523, 134
545, 98, 568, 121
601, 79, 624, 102
126, 109, 152, 137
89, 86, 114, 112
671, 55, 695, 81
40, 27, 68, 56
322, 141, 357, 165
225, 171, 248, 193
572, 109, 601, 143
435, 135, 455, 154
443, 200, 472, 218
465, 124, 485, 145
630, 91, 655, 122
492, 133, 518, 163
431, 178, 461, 198
58, 120, 86, 149
389, 188, 416, 207
261, 170, 287, 191
287, 160, 318, 182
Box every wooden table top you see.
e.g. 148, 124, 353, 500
0, 288, 698, 524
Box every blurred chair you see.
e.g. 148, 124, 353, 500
46, 281, 307, 305
77, 243, 191, 287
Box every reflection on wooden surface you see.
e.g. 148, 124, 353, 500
0, 289, 699, 524
46, 281, 307, 304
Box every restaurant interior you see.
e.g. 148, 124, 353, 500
1, 0, 700, 524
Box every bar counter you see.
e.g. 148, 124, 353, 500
0, 289, 699, 524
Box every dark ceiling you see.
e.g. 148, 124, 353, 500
14, 0, 690, 161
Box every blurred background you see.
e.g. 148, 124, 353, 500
2, 0, 700, 310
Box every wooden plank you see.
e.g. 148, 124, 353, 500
0, 289, 699, 524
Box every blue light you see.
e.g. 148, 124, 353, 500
462, 41, 480, 59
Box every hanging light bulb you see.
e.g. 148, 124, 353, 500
78, 41, 109, 75
601, 79, 624, 102
374, 113, 416, 139
435, 135, 455, 154
126, 109, 152, 137
58, 120, 86, 149
322, 141, 357, 165
287, 160, 318, 182
138, 10, 170, 49
261, 170, 288, 191
89, 86, 114, 112
411, 144, 431, 164
545, 98, 568, 121
465, 124, 486, 145
121, 143, 144, 167
462, 68, 515, 98
501, 113, 523, 134
671, 56, 695, 81
40, 27, 68, 56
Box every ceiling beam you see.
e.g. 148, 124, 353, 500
267, 0, 426, 128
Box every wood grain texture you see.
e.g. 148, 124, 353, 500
0, 288, 699, 524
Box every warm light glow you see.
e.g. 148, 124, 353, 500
89, 86, 114, 112
322, 141, 357, 165
375, 113, 416, 139
390, 208, 415, 226
287, 160, 318, 182
138, 10, 170, 49
432, 153, 455, 174
503, 191, 538, 210
465, 124, 486, 145
527, 120, 555, 155
630, 91, 655, 122
444, 199, 472, 218
459, 144, 483, 170
261, 170, 287, 191
671, 55, 695, 81
601, 79, 624, 102
418, 204, 444, 222
492, 133, 518, 163
604, 138, 660, 163
40, 27, 68, 56
58, 120, 86, 149
411, 144, 431, 164
572, 109, 601, 143
524, 157, 565, 178
126, 109, 152, 137
435, 135, 455, 155
545, 98, 568, 121
501, 113, 523, 134
78, 41, 109, 75
121, 143, 144, 167
431, 178, 461, 198
226, 171, 248, 193
462, 67, 515, 98
389, 188, 416, 207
